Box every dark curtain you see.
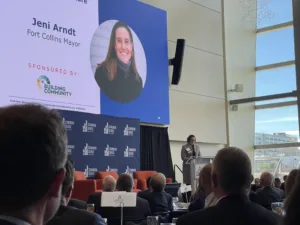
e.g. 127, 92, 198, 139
140, 126, 174, 178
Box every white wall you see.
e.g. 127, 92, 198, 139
140, 0, 226, 183
223, 0, 256, 167
140, 0, 257, 182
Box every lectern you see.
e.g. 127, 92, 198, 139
186, 156, 214, 193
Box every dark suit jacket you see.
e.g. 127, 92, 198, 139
249, 190, 262, 205
138, 191, 173, 214
188, 191, 206, 212
256, 186, 283, 210
280, 182, 285, 192
88, 192, 151, 224
176, 194, 279, 225
137, 189, 150, 199
47, 205, 106, 225
68, 198, 87, 210
0, 219, 24, 225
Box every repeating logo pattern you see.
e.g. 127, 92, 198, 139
58, 110, 140, 178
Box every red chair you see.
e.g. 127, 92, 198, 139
133, 171, 173, 190
72, 171, 101, 201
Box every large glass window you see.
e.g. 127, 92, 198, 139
257, 0, 293, 29
255, 105, 299, 144
254, 147, 300, 180
256, 27, 295, 66
254, 0, 299, 179
256, 66, 296, 96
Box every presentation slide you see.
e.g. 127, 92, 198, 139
0, 0, 170, 124
0, 0, 100, 113
96, 0, 170, 124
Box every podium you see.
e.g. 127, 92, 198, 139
186, 156, 214, 193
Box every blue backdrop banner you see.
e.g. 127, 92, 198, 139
59, 110, 140, 178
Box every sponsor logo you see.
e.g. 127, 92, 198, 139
104, 122, 117, 135
84, 165, 97, 177
82, 120, 96, 133
37, 75, 72, 97
76, 0, 88, 4
62, 117, 75, 131
83, 143, 97, 156
124, 146, 136, 158
67, 145, 75, 155
125, 166, 136, 175
124, 124, 136, 136
104, 144, 117, 157
106, 165, 118, 172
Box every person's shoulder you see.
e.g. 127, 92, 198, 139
177, 207, 215, 225
248, 202, 280, 223
49, 205, 105, 225
95, 65, 109, 82
137, 196, 150, 206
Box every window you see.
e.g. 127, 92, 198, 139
256, 27, 295, 66
256, 66, 296, 96
255, 105, 299, 144
257, 0, 293, 29
254, 147, 300, 180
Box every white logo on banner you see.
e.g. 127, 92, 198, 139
125, 166, 136, 176
67, 145, 75, 155
106, 165, 118, 172
104, 122, 117, 135
124, 146, 136, 158
104, 144, 117, 157
82, 120, 96, 133
84, 165, 97, 177
124, 124, 136, 136
63, 117, 75, 131
83, 143, 97, 156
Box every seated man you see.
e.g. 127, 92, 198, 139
256, 172, 284, 210
47, 156, 106, 225
189, 163, 217, 212
88, 173, 151, 225
139, 173, 173, 214
177, 147, 279, 225
103, 175, 116, 192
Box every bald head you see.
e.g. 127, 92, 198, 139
150, 173, 166, 192
103, 175, 116, 192
212, 147, 252, 195
260, 172, 274, 187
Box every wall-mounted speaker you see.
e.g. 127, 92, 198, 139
169, 39, 186, 85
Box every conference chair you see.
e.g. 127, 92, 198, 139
72, 171, 102, 201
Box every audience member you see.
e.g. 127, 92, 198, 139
176, 147, 279, 225
282, 169, 300, 225
47, 156, 106, 225
280, 175, 288, 192
102, 175, 116, 192
251, 178, 260, 192
68, 199, 87, 210
0, 104, 67, 225
88, 173, 151, 225
285, 169, 300, 196
139, 173, 173, 214
256, 172, 284, 210
249, 176, 262, 205
189, 164, 217, 212
274, 178, 281, 189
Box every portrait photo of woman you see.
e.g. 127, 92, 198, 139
94, 21, 143, 103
